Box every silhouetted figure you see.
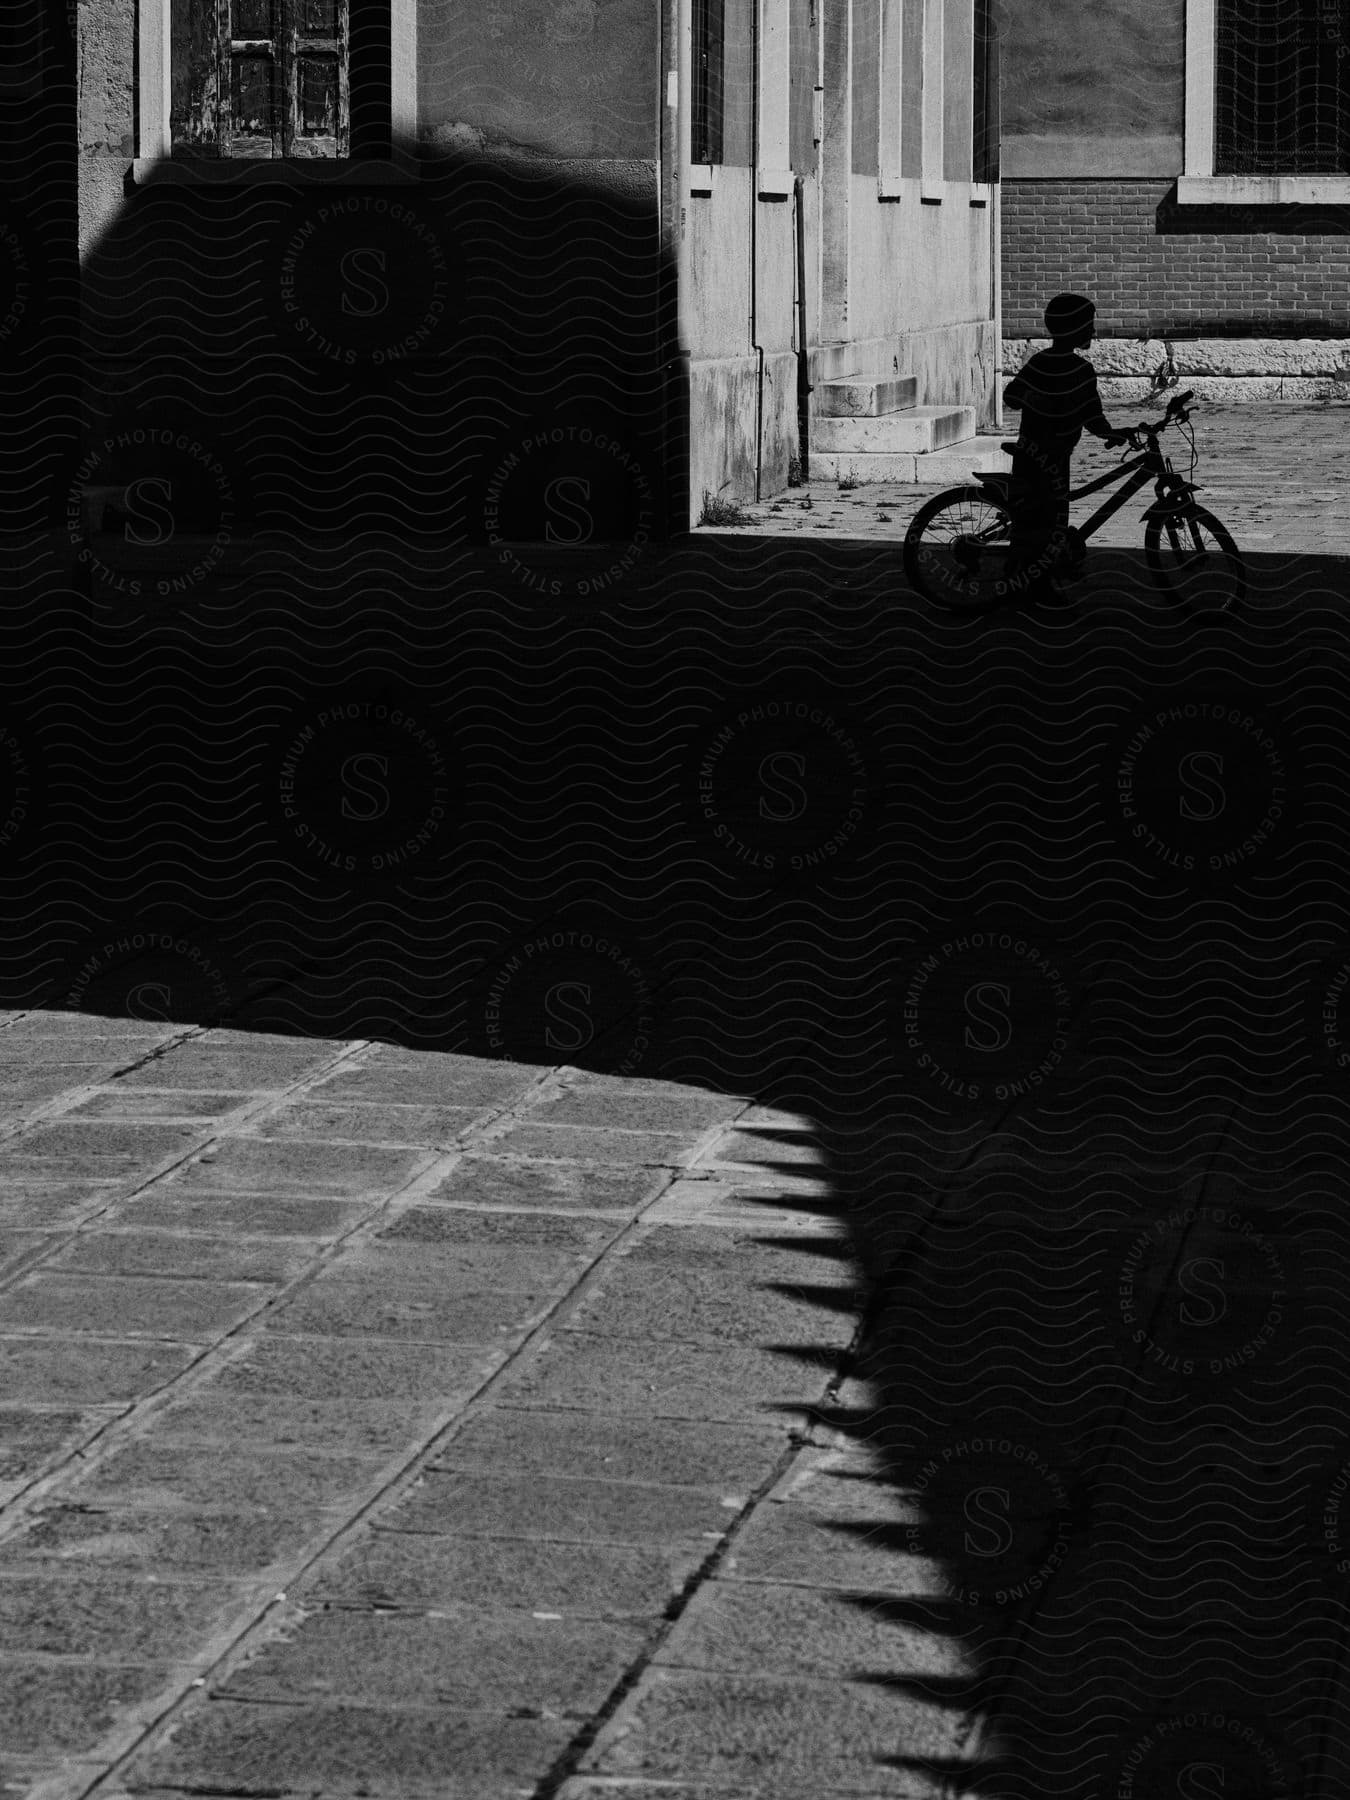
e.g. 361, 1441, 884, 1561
1002, 293, 1130, 604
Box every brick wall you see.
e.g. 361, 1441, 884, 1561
1002, 178, 1350, 338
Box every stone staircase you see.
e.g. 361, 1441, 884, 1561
810, 371, 1012, 484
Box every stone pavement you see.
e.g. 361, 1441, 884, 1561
0, 1012, 980, 1800
719, 402, 1350, 555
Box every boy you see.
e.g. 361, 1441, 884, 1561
1002, 293, 1133, 604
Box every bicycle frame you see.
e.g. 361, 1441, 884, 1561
976, 441, 1196, 545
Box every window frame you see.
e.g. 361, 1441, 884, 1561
136, 0, 418, 182
1181, 0, 1350, 203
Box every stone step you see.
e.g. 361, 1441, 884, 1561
813, 405, 975, 455
815, 374, 919, 418
811, 434, 1013, 486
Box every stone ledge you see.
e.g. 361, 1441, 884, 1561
1005, 337, 1350, 379
1095, 375, 1350, 404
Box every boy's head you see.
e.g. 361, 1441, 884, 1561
1045, 293, 1095, 349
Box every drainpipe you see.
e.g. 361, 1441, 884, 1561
749, 0, 764, 500
795, 173, 810, 480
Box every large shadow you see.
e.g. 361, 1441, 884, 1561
6, 61, 1350, 1796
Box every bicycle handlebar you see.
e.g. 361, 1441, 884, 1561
1121, 390, 1196, 450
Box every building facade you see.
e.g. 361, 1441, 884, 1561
56, 0, 1001, 544
998, 0, 1350, 402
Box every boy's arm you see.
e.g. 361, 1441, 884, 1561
1079, 369, 1130, 445
1002, 368, 1028, 410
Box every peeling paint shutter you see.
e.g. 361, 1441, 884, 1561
171, 0, 349, 158
288, 0, 350, 157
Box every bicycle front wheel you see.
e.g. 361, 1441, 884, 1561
903, 486, 1015, 614
1144, 505, 1246, 615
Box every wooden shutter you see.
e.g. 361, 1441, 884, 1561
287, 0, 349, 157
223, 0, 282, 156
185, 0, 348, 158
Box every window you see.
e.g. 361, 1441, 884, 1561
692, 0, 726, 165
1182, 0, 1350, 199
1215, 0, 1349, 174
137, 0, 414, 176
172, 0, 349, 157
972, 0, 998, 184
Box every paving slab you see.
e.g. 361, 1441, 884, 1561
213, 1603, 649, 1714
430, 1407, 787, 1490
582, 1666, 972, 1794
58, 1440, 387, 1516
0, 1663, 175, 1757
111, 1044, 339, 1088
485, 1122, 702, 1166
0, 1338, 199, 1403
308, 1056, 541, 1107
0, 1274, 269, 1340
381, 1468, 740, 1547
60, 1091, 253, 1122
0, 1572, 246, 1660
144, 1392, 444, 1455
419, 1154, 666, 1211
121, 1700, 573, 1796
494, 1329, 833, 1424
206, 1335, 505, 1400
250, 1100, 486, 1144
293, 1528, 699, 1619
107, 1190, 368, 1236
150, 1136, 426, 1198
42, 1230, 315, 1283
0, 1503, 324, 1576
259, 1277, 551, 1342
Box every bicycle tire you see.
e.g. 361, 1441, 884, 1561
1144, 505, 1246, 615
903, 486, 1017, 613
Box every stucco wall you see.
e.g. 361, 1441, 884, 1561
418, 0, 656, 161
995, 0, 1183, 138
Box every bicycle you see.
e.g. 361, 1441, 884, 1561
902, 389, 1246, 616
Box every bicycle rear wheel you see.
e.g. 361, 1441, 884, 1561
903, 486, 1015, 613
1144, 505, 1246, 615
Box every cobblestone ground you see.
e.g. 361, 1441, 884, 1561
723, 403, 1350, 555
